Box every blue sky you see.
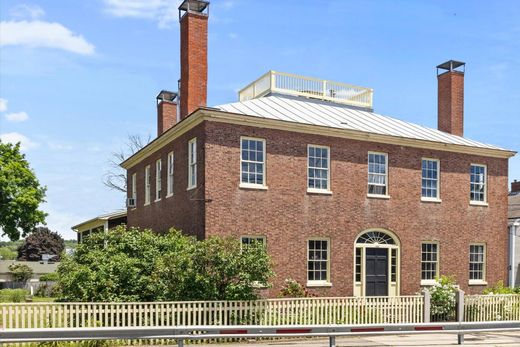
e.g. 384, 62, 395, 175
1, 0, 519, 240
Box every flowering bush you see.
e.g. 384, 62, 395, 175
427, 276, 457, 319
278, 279, 315, 298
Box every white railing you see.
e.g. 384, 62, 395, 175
238, 71, 373, 109
0, 296, 423, 329
465, 294, 520, 322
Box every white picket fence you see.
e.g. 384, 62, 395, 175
0, 296, 424, 329
465, 294, 520, 321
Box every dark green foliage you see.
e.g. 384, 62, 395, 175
0, 141, 47, 240
8, 263, 33, 282
0, 289, 28, 302
17, 227, 65, 261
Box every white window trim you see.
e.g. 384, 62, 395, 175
187, 138, 197, 190
420, 241, 440, 286
306, 237, 332, 287
469, 163, 488, 206
469, 243, 487, 285
421, 158, 441, 202
166, 151, 174, 197
307, 144, 332, 194
155, 159, 162, 202
131, 173, 137, 208
367, 151, 389, 198
239, 136, 268, 190
144, 165, 151, 206
240, 235, 267, 248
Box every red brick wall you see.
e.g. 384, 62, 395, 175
127, 122, 206, 239
512, 180, 520, 193
203, 121, 509, 296
438, 71, 464, 136
179, 12, 208, 119
157, 101, 177, 136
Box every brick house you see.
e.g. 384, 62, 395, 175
508, 181, 520, 287
121, 0, 516, 297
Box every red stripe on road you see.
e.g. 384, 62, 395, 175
351, 327, 385, 332
219, 329, 248, 334
414, 326, 443, 331
276, 328, 313, 334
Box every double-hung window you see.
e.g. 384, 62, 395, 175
240, 137, 266, 188
421, 242, 439, 284
368, 152, 388, 196
469, 244, 486, 283
167, 151, 174, 196
131, 173, 137, 205
308, 145, 330, 192
155, 159, 162, 201
144, 165, 151, 205
470, 164, 486, 204
422, 159, 440, 201
240, 236, 266, 247
188, 138, 197, 189
307, 239, 330, 285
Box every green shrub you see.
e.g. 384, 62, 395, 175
484, 281, 517, 294
40, 272, 59, 282
278, 278, 315, 298
8, 263, 33, 282
0, 289, 28, 302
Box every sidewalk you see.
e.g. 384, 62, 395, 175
202, 331, 520, 346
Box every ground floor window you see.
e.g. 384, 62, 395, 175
307, 239, 329, 284
240, 235, 266, 247
421, 242, 439, 284
469, 244, 486, 283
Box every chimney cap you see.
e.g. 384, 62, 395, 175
437, 60, 466, 75
179, 0, 209, 15
156, 90, 178, 103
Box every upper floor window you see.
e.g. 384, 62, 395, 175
469, 244, 486, 283
131, 173, 137, 204
240, 137, 266, 188
307, 239, 330, 285
422, 159, 440, 200
155, 159, 162, 201
421, 242, 439, 284
167, 151, 174, 196
188, 138, 197, 189
144, 165, 151, 205
470, 164, 486, 203
368, 152, 388, 196
308, 145, 330, 192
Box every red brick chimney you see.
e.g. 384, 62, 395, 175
512, 180, 520, 193
157, 90, 178, 136
178, 0, 209, 119
437, 60, 465, 137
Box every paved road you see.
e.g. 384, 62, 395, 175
199, 331, 520, 346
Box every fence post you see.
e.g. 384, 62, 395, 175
456, 289, 465, 345
423, 289, 431, 323
329, 336, 336, 347
177, 339, 184, 347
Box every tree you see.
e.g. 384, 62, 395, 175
17, 227, 65, 261
103, 134, 150, 192
56, 226, 273, 302
9, 263, 33, 283
0, 141, 47, 240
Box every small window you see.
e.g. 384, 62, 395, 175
131, 173, 137, 204
240, 137, 266, 187
308, 145, 330, 191
155, 159, 162, 201
240, 236, 266, 247
167, 152, 174, 196
470, 164, 486, 203
391, 248, 397, 282
422, 159, 440, 200
368, 152, 388, 196
144, 165, 151, 205
307, 239, 329, 283
355, 248, 361, 282
421, 242, 439, 283
469, 244, 486, 282
188, 138, 197, 189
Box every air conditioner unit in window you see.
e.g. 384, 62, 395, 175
127, 198, 136, 208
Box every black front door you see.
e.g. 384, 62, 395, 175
365, 248, 388, 296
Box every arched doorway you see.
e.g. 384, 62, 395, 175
353, 229, 400, 297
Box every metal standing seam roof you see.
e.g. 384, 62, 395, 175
215, 95, 507, 151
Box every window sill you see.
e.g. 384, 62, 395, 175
154, 198, 161, 203
239, 183, 268, 190
187, 186, 197, 191
421, 280, 437, 286
307, 188, 332, 195
469, 280, 487, 286
306, 281, 332, 288
421, 197, 442, 203
367, 194, 391, 200
470, 201, 488, 207
144, 202, 150, 206
165, 193, 173, 198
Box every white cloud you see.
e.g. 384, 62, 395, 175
0, 98, 7, 112
0, 20, 95, 55
9, 4, 45, 20
0, 132, 39, 151
103, 0, 181, 29
4, 111, 29, 122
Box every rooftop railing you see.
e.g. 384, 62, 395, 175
238, 71, 373, 109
